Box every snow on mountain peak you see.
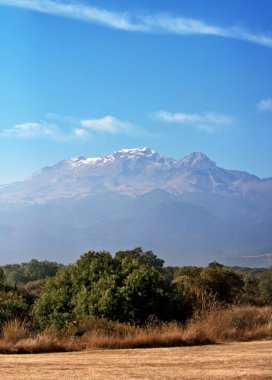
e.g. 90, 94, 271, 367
122, 147, 155, 154
68, 156, 101, 168
111, 147, 156, 157
1, 147, 272, 206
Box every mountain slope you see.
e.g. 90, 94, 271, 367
0, 148, 271, 266
0, 147, 271, 203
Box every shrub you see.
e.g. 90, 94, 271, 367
0, 296, 29, 324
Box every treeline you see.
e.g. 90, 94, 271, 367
0, 260, 63, 323
1, 259, 63, 286
1, 248, 272, 329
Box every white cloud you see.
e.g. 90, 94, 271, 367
73, 128, 91, 138
202, 112, 234, 125
81, 115, 136, 135
154, 111, 200, 123
1, 122, 61, 138
0, 0, 272, 48
153, 110, 235, 134
0, 0, 145, 31
257, 98, 272, 111
1, 114, 140, 140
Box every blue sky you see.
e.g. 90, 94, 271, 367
0, 0, 272, 184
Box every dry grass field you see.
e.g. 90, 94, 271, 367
0, 340, 272, 380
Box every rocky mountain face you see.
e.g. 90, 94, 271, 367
0, 147, 272, 266
0, 147, 271, 203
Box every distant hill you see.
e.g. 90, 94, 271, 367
0, 147, 271, 266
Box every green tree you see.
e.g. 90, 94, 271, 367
240, 273, 261, 305
173, 263, 244, 311
1, 260, 63, 285
115, 248, 165, 271
32, 265, 75, 329
0, 289, 29, 324
259, 268, 272, 304
200, 262, 244, 303
0, 268, 4, 290
33, 249, 184, 328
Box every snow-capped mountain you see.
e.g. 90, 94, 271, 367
0, 147, 271, 266
0, 147, 271, 204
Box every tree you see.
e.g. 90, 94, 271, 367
32, 265, 75, 329
0, 284, 30, 324
117, 258, 168, 323
200, 263, 244, 303
115, 248, 164, 271
173, 263, 244, 311
240, 273, 261, 305
33, 249, 184, 328
1, 260, 63, 286
259, 268, 272, 304
0, 268, 4, 290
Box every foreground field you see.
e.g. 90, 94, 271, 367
1, 340, 272, 379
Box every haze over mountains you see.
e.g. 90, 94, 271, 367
0, 147, 272, 266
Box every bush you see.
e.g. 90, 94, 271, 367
0, 294, 29, 324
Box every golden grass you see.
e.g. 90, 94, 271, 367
1, 341, 272, 379
0, 306, 271, 354
1, 319, 28, 343
81, 322, 191, 350
184, 305, 272, 343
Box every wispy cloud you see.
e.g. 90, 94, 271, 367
0, 0, 272, 48
257, 98, 272, 111
0, 0, 145, 31
1, 114, 139, 140
73, 128, 91, 138
81, 115, 137, 135
153, 110, 235, 134
1, 119, 90, 140
1, 122, 62, 138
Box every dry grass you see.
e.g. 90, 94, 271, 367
81, 322, 191, 349
1, 341, 272, 379
0, 306, 272, 354
1, 319, 28, 343
0, 324, 80, 354
184, 305, 272, 343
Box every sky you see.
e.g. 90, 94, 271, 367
0, 0, 272, 184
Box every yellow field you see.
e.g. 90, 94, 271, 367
0, 340, 272, 379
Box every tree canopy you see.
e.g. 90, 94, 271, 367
1, 259, 63, 285
1, 250, 272, 330
32, 249, 184, 328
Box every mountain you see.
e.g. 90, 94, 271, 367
0, 147, 272, 266
1, 147, 271, 203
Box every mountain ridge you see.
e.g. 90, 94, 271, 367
0, 147, 271, 204
0, 147, 271, 266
